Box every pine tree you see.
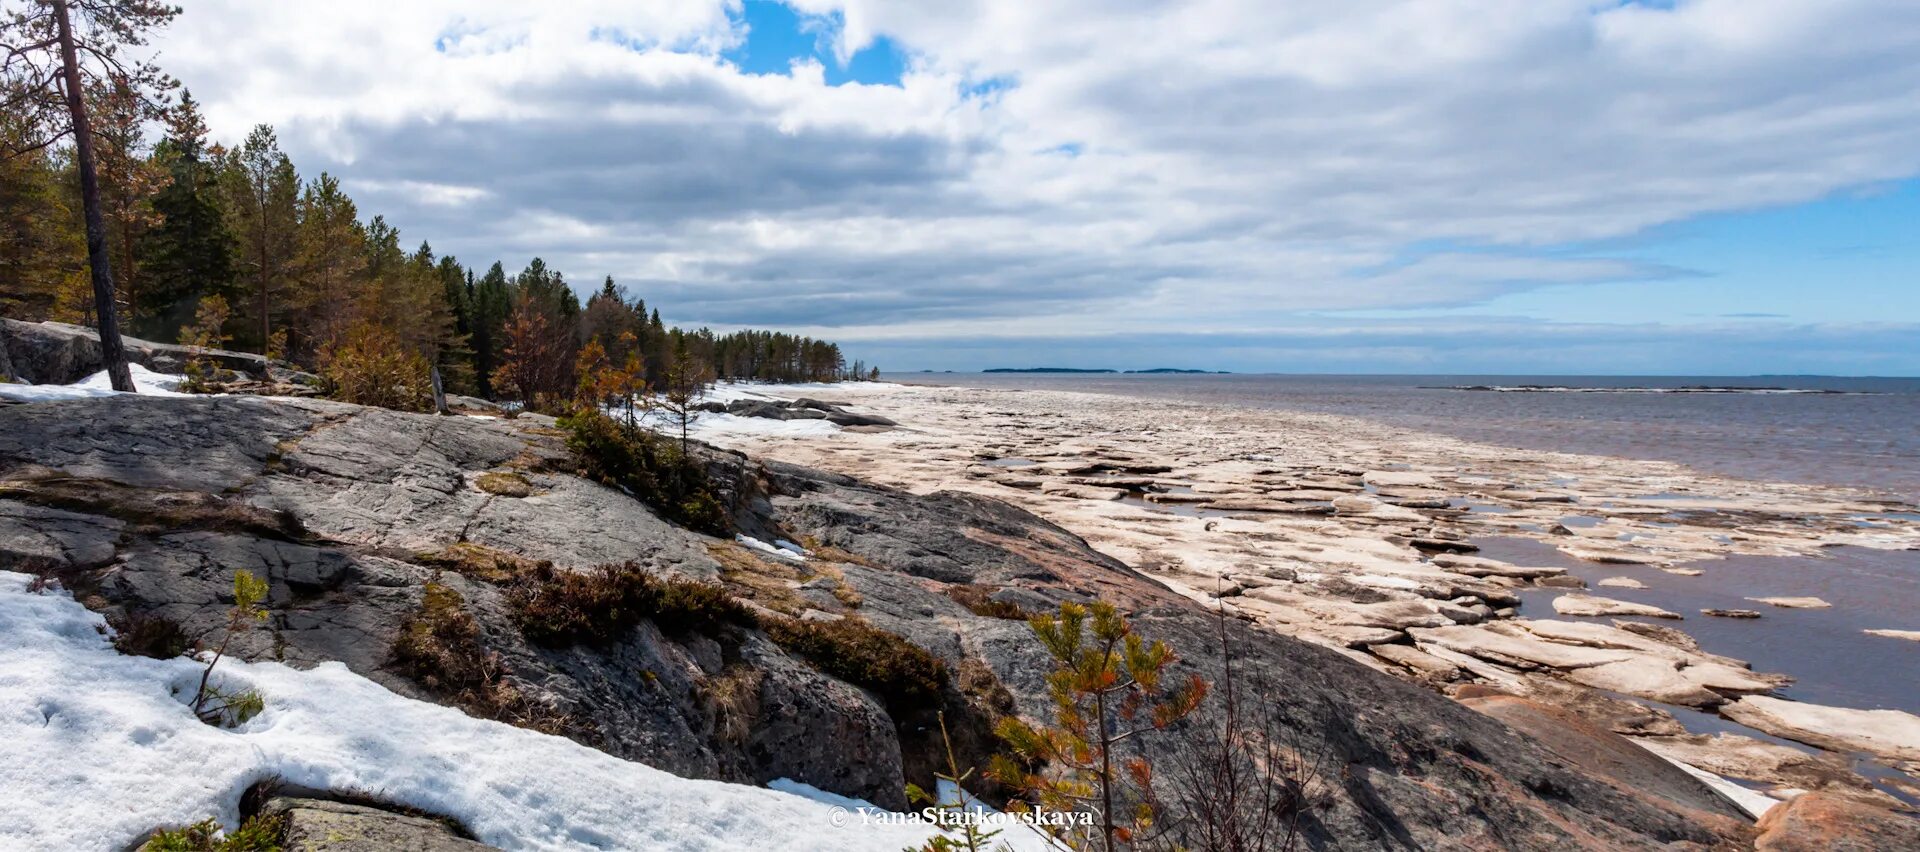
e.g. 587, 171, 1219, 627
435, 255, 477, 395
469, 261, 512, 399
138, 90, 236, 342
493, 291, 563, 410
495, 257, 576, 404
580, 275, 643, 366
657, 334, 713, 457
0, 113, 83, 321
221, 123, 298, 354
289, 172, 365, 358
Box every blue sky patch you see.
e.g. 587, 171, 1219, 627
723, 0, 908, 86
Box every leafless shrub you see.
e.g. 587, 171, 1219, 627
1150, 607, 1334, 852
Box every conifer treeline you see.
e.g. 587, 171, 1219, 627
1, 90, 876, 403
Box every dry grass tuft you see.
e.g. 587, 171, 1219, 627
945, 585, 1033, 620
762, 615, 948, 713
390, 581, 573, 736
416, 542, 548, 584
475, 471, 534, 497
706, 542, 809, 615
703, 664, 765, 746
508, 561, 755, 647
113, 612, 192, 659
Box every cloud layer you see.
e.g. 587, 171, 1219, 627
154, 0, 1920, 370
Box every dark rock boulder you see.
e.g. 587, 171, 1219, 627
0, 319, 99, 384
0, 318, 270, 384
726, 400, 792, 420
722, 396, 895, 427
823, 410, 896, 427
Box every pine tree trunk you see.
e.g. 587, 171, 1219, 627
259, 251, 270, 356
53, 0, 135, 392
430, 364, 448, 415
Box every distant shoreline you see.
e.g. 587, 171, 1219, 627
1432, 384, 1871, 395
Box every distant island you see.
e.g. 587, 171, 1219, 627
983, 367, 1231, 374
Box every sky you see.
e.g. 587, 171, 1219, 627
151, 0, 1920, 375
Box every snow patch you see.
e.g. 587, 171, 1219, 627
735, 534, 808, 561
0, 364, 193, 403
1649, 750, 1780, 820
0, 571, 993, 851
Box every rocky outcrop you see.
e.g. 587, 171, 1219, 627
760, 459, 1755, 848
0, 396, 900, 806
709, 396, 897, 427
0, 394, 1770, 848
1460, 693, 1752, 822
0, 318, 270, 384
1752, 792, 1920, 851
262, 796, 494, 851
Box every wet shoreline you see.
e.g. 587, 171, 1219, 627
695, 379, 1920, 812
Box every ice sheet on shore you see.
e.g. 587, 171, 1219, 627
691, 412, 843, 438
0, 571, 1038, 852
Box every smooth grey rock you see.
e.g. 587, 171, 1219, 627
0, 318, 270, 384
0, 394, 326, 491
262, 796, 494, 851
1461, 693, 1750, 821
445, 394, 503, 412
0, 499, 124, 568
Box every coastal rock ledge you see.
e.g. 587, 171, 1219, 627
0, 393, 1909, 848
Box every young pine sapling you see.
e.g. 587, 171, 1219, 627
990, 602, 1207, 852
190, 570, 270, 727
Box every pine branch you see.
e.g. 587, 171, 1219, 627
1, 123, 73, 161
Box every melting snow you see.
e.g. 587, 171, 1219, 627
734, 535, 808, 561
0, 364, 193, 403
0, 571, 1049, 851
